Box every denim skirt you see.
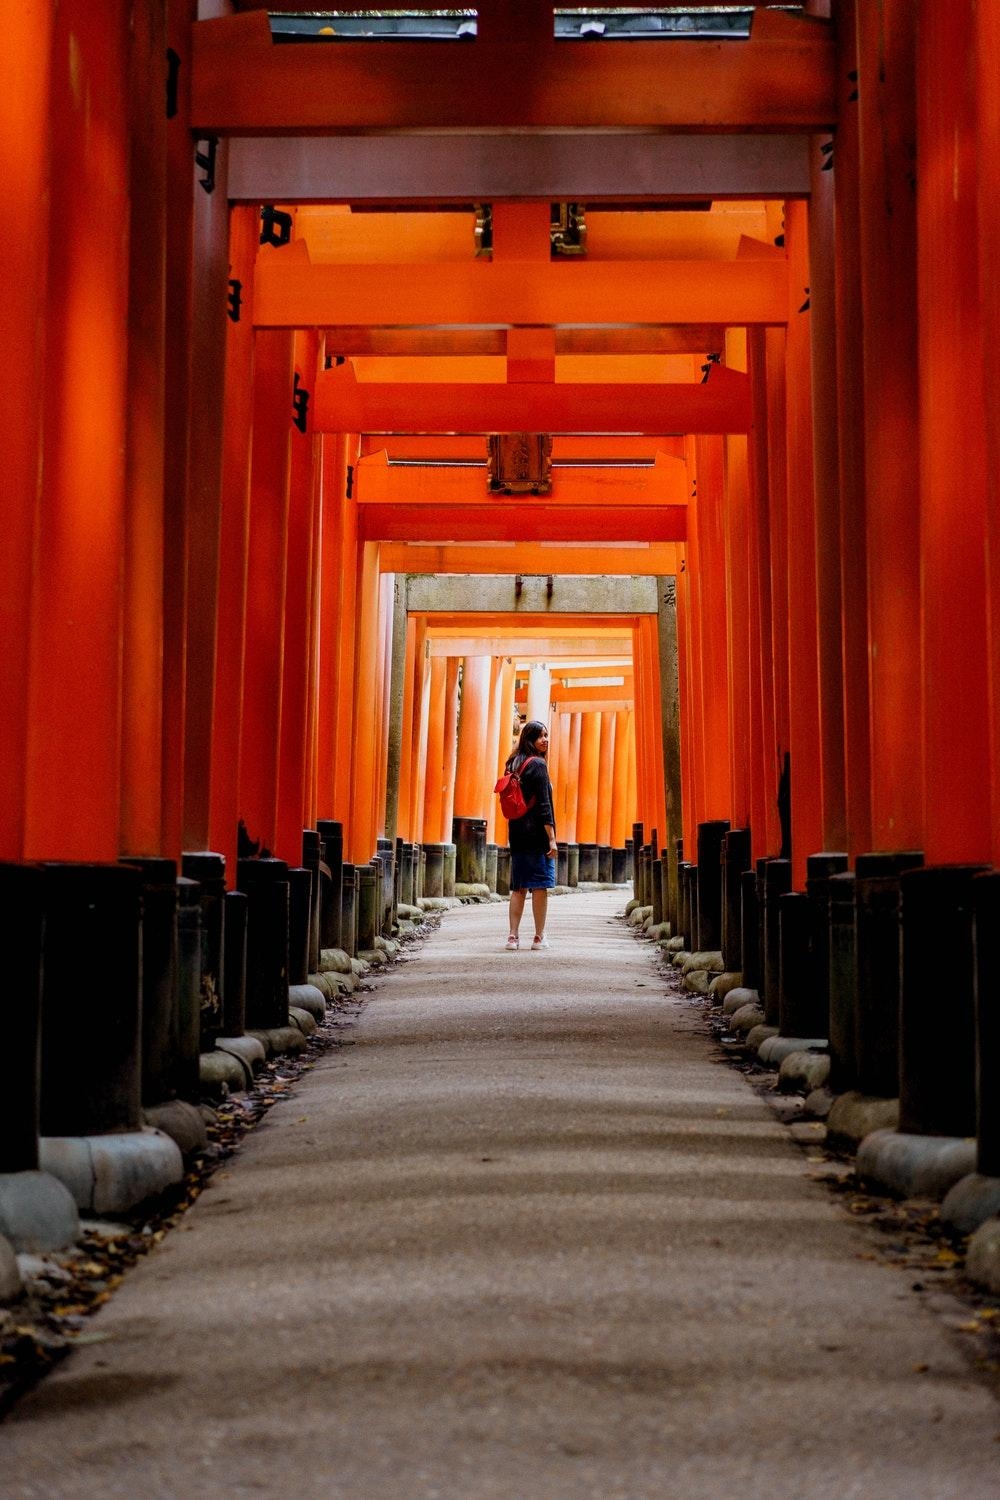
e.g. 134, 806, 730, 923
510, 850, 556, 891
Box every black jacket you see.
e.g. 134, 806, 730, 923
506, 755, 555, 853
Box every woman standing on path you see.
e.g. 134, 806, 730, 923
502, 719, 558, 951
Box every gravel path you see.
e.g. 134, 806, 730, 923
3, 889, 999, 1498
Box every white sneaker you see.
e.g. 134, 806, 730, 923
531, 935, 549, 950
505, 934, 520, 951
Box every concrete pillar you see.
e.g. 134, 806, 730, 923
288, 868, 313, 986
722, 828, 751, 972
854, 851, 924, 1097
301, 830, 323, 973
696, 820, 730, 951
778, 892, 819, 1039
356, 864, 378, 952
237, 858, 290, 1030
740, 870, 761, 992
0, 866, 45, 1170
222, 890, 248, 1037
317, 819, 344, 951
181, 852, 227, 1045
973, 873, 1000, 1175
173, 878, 203, 1101
526, 663, 551, 727
762, 859, 793, 1027
828, 872, 857, 1088
805, 851, 849, 1040
340, 865, 357, 958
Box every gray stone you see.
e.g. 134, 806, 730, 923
289, 983, 327, 1021
628, 906, 651, 928
319, 947, 353, 974
645, 921, 671, 942
41, 1130, 184, 1215
966, 1216, 1000, 1295
825, 1091, 900, 1151
940, 1175, 1000, 1236
778, 1051, 832, 1095
708, 971, 742, 1003
143, 1100, 209, 1158
416, 896, 453, 911
0, 1233, 22, 1303
259, 1025, 309, 1057
672, 950, 691, 968
803, 1087, 836, 1120
201, 1048, 250, 1094
723, 985, 759, 1017
288, 1005, 318, 1037
455, 882, 491, 899
856, 1129, 978, 1201
215, 1035, 266, 1079
624, 898, 640, 916
730, 1002, 765, 1035
683, 970, 710, 996
664, 936, 686, 953
397, 902, 424, 922
351, 957, 370, 977
757, 1035, 827, 1068
0, 1171, 80, 1253
682, 950, 725, 975
745, 1024, 780, 1052
358, 948, 387, 966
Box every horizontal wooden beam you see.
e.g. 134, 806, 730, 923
229, 133, 811, 204
194, 11, 835, 134
428, 637, 633, 659
379, 542, 679, 575
324, 328, 729, 359
407, 575, 657, 614
359, 504, 687, 543
256, 257, 788, 329
318, 371, 751, 435
364, 435, 686, 462
356, 455, 689, 507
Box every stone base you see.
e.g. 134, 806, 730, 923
803, 1086, 836, 1120
856, 1129, 977, 1201
319, 948, 353, 975
201, 1048, 248, 1096
454, 882, 491, 899
289, 983, 327, 1021
708, 971, 742, 1004
40, 1129, 184, 1215
745, 1024, 779, 1052
0, 1233, 21, 1302
967, 1216, 1000, 1294
0, 1170, 80, 1253
288, 1005, 318, 1037
397, 902, 425, 922
723, 986, 759, 1017
143, 1100, 208, 1157
778, 1051, 832, 1094
729, 1002, 766, 1035
940, 1174, 1000, 1236
825, 1091, 900, 1151
684, 970, 711, 996
757, 1035, 827, 1068
246, 1025, 308, 1058
216, 1034, 267, 1082
682, 950, 725, 975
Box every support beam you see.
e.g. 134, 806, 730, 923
428, 637, 632, 659
378, 543, 679, 576
229, 133, 812, 205
318, 372, 752, 436
358, 505, 686, 543
407, 575, 657, 615
357, 456, 688, 508
255, 258, 789, 330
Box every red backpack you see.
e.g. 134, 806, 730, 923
494, 756, 539, 821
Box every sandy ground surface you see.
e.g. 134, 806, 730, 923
3, 889, 999, 1499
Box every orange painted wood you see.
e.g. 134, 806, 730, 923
238, 330, 294, 854
576, 714, 601, 845
832, 0, 872, 859
917, 0, 991, 863
368, 436, 686, 463
691, 435, 733, 823
976, 0, 1000, 862
256, 257, 789, 332
24, 0, 130, 862
422, 643, 447, 845
355, 456, 691, 508
485, 657, 504, 844
408, 618, 429, 841
610, 709, 632, 848
192, 11, 836, 133
857, 0, 922, 852
493, 205, 552, 263
564, 714, 582, 843
675, 544, 698, 852
276, 330, 321, 864
118, 0, 167, 858
764, 325, 791, 840
0, 0, 51, 857
348, 541, 383, 862
596, 713, 616, 847
454, 656, 492, 821
442, 658, 461, 842
397, 615, 417, 840
783, 200, 824, 886
209, 206, 259, 877
625, 710, 638, 853
724, 425, 753, 830
746, 330, 780, 861
315, 372, 753, 436
376, 543, 679, 577
358, 505, 687, 544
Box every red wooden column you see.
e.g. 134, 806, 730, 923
238, 329, 293, 854
442, 658, 461, 841
610, 708, 633, 849
596, 712, 616, 847
916, 0, 992, 863
857, 0, 922, 853
976, 0, 1000, 862
565, 713, 582, 843
119, 0, 168, 859
782, 200, 824, 886
764, 325, 791, 854
454, 656, 491, 820
396, 615, 417, 840
746, 330, 780, 859
275, 330, 321, 864
832, 0, 872, 858
692, 434, 734, 826
24, 0, 131, 862
409, 619, 430, 840
723, 334, 752, 833
576, 714, 601, 846
208, 205, 258, 876
674, 548, 696, 851
348, 541, 383, 862
1, 2, 52, 859
422, 655, 447, 844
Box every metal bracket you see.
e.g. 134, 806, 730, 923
292, 372, 310, 433
195, 136, 218, 194
260, 205, 293, 247
227, 279, 243, 324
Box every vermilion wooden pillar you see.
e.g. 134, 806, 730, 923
723, 333, 752, 832
485, 657, 503, 844
576, 714, 601, 845
208, 205, 257, 878
565, 713, 582, 842
238, 328, 293, 854
679, 441, 706, 834
1, 3, 51, 859
764, 325, 791, 843
692, 434, 733, 824
330, 436, 361, 828
349, 540, 383, 862
833, 0, 872, 858
857, 0, 922, 852
916, 0, 992, 863
24, 0, 131, 862
975, 0, 1000, 862
596, 713, 616, 847
409, 618, 430, 840
423, 655, 447, 844
633, 617, 666, 850
675, 551, 697, 851
454, 656, 491, 819
275, 330, 321, 864
782, 200, 824, 886
397, 615, 417, 839
747, 330, 780, 859
442, 658, 461, 840
610, 708, 632, 848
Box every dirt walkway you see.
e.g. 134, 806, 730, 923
3, 890, 999, 1498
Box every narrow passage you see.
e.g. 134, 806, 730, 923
3, 891, 999, 1499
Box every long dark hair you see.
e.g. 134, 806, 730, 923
506, 719, 548, 772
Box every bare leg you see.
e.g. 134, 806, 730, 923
508, 889, 526, 940
531, 888, 548, 940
